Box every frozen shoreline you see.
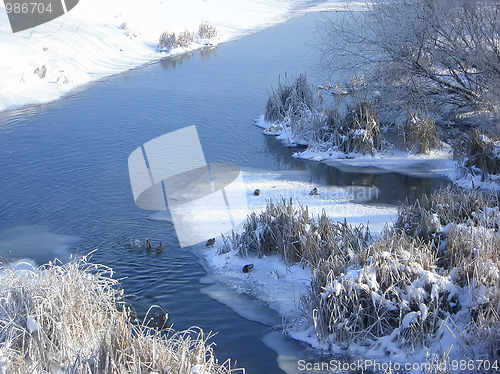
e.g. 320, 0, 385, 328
0, 0, 346, 113
196, 174, 500, 371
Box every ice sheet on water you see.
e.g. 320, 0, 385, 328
200, 281, 280, 327
0, 225, 79, 264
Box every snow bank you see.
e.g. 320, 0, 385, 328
257, 114, 457, 179
0, 0, 343, 112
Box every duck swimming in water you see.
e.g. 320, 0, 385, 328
206, 238, 216, 247
254, 189, 261, 196
156, 242, 163, 253
145, 239, 153, 251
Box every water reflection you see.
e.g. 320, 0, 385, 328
159, 46, 217, 71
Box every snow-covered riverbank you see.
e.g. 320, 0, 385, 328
197, 176, 500, 372
0, 0, 345, 112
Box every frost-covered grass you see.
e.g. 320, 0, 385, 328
0, 256, 240, 374
304, 229, 449, 355
395, 186, 499, 243
454, 128, 500, 182
264, 73, 315, 124
323, 100, 381, 155
260, 75, 442, 157
221, 198, 371, 268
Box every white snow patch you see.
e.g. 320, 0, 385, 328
26, 317, 39, 333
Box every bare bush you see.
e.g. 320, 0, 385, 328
0, 256, 240, 374
397, 109, 442, 154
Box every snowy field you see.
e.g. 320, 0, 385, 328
0, 0, 346, 112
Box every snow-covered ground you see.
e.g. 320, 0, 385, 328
0, 0, 346, 112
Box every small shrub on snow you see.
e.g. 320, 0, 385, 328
397, 109, 442, 154
176, 29, 195, 47
158, 31, 177, 50
198, 21, 218, 39
34, 65, 47, 79
158, 29, 195, 51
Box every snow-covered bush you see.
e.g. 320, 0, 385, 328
306, 230, 453, 354
264, 74, 315, 124
158, 29, 195, 51
297, 187, 499, 360
395, 186, 499, 243
176, 29, 195, 48
158, 31, 177, 50
263, 74, 382, 155
34, 65, 47, 79
222, 198, 371, 268
198, 21, 218, 40
454, 128, 500, 180
322, 100, 381, 155
443, 224, 500, 362
0, 256, 239, 374
397, 109, 442, 154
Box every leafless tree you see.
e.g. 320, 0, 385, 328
319, 0, 500, 112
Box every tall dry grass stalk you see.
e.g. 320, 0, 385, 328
264, 74, 314, 124
395, 186, 499, 243
323, 100, 381, 155
0, 256, 241, 374
305, 229, 451, 354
